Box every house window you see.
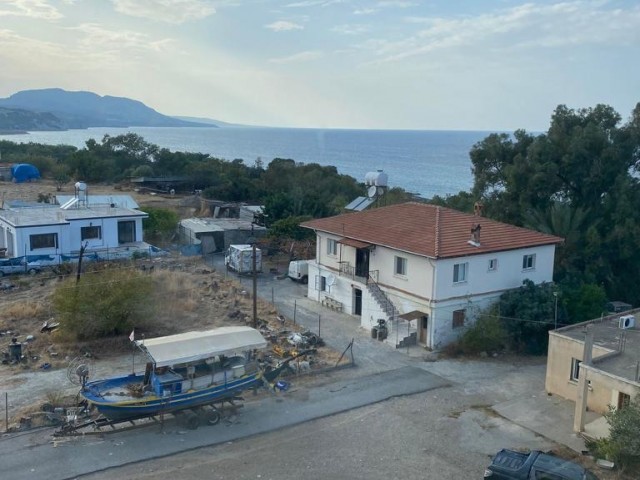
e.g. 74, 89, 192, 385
316, 275, 327, 291
81, 226, 102, 241
327, 238, 337, 256
453, 262, 468, 283
452, 309, 465, 329
522, 254, 536, 270
30, 233, 58, 250
395, 256, 407, 276
118, 221, 136, 244
488, 258, 498, 271
570, 358, 581, 382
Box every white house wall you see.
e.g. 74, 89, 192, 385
435, 245, 556, 301
13, 223, 69, 258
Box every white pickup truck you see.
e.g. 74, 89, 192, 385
287, 260, 309, 284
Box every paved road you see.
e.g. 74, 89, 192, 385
0, 255, 590, 479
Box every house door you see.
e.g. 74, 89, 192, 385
354, 288, 362, 316
355, 248, 369, 278
419, 315, 429, 344
618, 392, 631, 410
118, 221, 136, 244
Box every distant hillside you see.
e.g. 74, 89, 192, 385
0, 88, 209, 131
0, 106, 65, 132
172, 115, 238, 127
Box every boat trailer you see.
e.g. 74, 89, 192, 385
54, 395, 244, 437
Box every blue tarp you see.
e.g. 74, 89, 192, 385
11, 164, 41, 183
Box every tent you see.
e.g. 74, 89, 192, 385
11, 164, 40, 183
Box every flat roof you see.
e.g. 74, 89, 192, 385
554, 309, 640, 383
55, 194, 139, 210
180, 217, 266, 234
0, 204, 147, 227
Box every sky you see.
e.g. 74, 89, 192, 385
0, 0, 639, 131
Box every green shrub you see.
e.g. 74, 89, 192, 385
457, 313, 508, 355
52, 267, 155, 341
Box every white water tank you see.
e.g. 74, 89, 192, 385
365, 170, 388, 187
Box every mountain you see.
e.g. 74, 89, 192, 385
0, 106, 66, 133
172, 115, 240, 127
0, 88, 210, 131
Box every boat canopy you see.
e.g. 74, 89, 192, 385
136, 326, 268, 368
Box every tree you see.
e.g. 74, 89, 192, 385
142, 207, 179, 243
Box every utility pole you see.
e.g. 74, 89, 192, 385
252, 242, 257, 329
553, 292, 558, 330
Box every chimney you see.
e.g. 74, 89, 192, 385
474, 201, 484, 216
468, 223, 481, 247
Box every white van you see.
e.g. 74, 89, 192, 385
287, 260, 309, 284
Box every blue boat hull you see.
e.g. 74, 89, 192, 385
81, 373, 263, 421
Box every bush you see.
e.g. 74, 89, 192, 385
457, 312, 508, 355
52, 267, 155, 341
586, 396, 640, 471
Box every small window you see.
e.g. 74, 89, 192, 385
453, 262, 468, 283
327, 238, 337, 256
395, 256, 407, 276
488, 258, 498, 271
570, 358, 581, 382
452, 309, 465, 329
522, 253, 536, 270
30, 233, 58, 250
81, 226, 102, 240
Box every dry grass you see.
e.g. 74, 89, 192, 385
2, 300, 47, 321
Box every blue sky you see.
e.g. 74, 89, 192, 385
1, 0, 638, 130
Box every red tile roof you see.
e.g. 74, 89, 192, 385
301, 202, 563, 259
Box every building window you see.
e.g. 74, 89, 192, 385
81, 226, 102, 241
30, 233, 58, 250
316, 275, 327, 291
488, 258, 498, 271
453, 262, 468, 283
522, 254, 536, 270
395, 256, 407, 276
327, 238, 337, 256
452, 309, 465, 329
570, 358, 581, 382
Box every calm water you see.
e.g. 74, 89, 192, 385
0, 126, 493, 198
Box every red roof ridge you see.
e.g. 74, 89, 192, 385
435, 206, 441, 257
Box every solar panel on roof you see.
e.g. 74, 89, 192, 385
345, 196, 375, 211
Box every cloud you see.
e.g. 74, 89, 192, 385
68, 23, 177, 54
269, 50, 323, 64
332, 24, 369, 35
265, 20, 304, 31
111, 0, 216, 24
365, 1, 640, 63
0, 0, 62, 20
285, 0, 346, 7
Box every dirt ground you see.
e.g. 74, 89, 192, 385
0, 179, 337, 425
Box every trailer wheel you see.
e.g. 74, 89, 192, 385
205, 408, 221, 426
180, 409, 200, 430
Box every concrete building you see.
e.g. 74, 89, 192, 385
545, 310, 640, 434
0, 192, 150, 263
301, 202, 562, 349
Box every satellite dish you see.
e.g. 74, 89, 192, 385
376, 186, 386, 196
326, 274, 336, 286
367, 186, 377, 198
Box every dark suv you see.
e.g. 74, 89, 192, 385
484, 449, 598, 480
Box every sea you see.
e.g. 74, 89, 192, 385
0, 126, 495, 198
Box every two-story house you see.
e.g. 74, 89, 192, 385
301, 202, 563, 349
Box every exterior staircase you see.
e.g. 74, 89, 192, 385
366, 278, 417, 348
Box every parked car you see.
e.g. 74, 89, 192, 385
484, 449, 598, 480
0, 257, 42, 277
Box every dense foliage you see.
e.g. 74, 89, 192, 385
464, 103, 640, 308
52, 266, 155, 341
587, 395, 640, 470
